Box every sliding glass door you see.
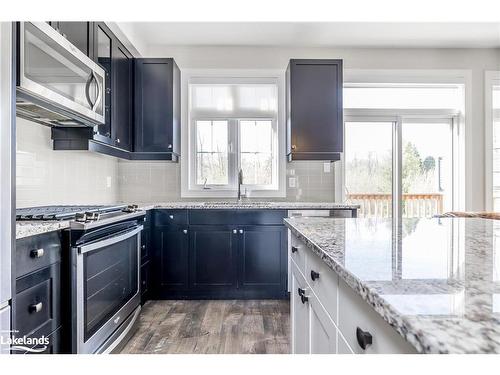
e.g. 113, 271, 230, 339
345, 117, 455, 218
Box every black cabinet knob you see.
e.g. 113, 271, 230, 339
300, 294, 309, 304
310, 270, 320, 281
291, 246, 298, 253
356, 327, 373, 350
298, 287, 305, 296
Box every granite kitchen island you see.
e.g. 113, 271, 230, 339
284, 216, 500, 354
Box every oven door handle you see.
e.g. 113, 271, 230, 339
77, 226, 143, 254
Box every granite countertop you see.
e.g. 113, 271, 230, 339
283, 216, 500, 354
16, 220, 71, 240
15, 201, 359, 239
138, 201, 360, 211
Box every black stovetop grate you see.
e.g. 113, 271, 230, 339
16, 205, 126, 221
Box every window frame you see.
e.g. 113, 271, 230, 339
485, 71, 500, 211
181, 70, 286, 198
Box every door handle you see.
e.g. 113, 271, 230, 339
85, 71, 102, 111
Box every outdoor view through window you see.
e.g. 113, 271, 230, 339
344, 84, 460, 218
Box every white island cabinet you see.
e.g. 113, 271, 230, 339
290, 232, 417, 354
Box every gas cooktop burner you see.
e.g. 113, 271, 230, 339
16, 205, 127, 221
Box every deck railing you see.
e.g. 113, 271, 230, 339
346, 193, 444, 218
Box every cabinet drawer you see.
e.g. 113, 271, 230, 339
306, 250, 338, 323
338, 280, 417, 354
141, 226, 151, 263
15, 263, 61, 338
13, 326, 63, 355
290, 234, 307, 277
16, 232, 61, 278
155, 209, 188, 226
290, 260, 310, 354
337, 332, 354, 354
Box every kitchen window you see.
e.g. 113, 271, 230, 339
485, 71, 500, 211
182, 73, 283, 197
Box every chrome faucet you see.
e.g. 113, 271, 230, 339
237, 169, 246, 202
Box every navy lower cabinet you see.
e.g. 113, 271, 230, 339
153, 225, 190, 297
189, 226, 238, 293
152, 209, 288, 299
238, 225, 287, 297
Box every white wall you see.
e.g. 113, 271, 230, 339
16, 118, 119, 208
139, 45, 500, 210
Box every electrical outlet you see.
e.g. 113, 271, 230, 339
106, 176, 112, 188
289, 177, 296, 188
289, 169, 295, 176
323, 162, 331, 173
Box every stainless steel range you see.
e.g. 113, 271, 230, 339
16, 204, 145, 354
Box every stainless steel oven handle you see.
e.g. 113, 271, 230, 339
77, 226, 143, 254
92, 73, 102, 112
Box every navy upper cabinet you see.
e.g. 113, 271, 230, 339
286, 59, 343, 161
134, 58, 181, 161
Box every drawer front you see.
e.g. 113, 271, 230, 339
306, 250, 339, 323
338, 280, 417, 354
309, 291, 337, 354
290, 260, 310, 354
290, 233, 307, 277
13, 326, 63, 355
189, 209, 286, 225
154, 209, 189, 226
15, 263, 61, 337
16, 232, 61, 278
337, 332, 354, 354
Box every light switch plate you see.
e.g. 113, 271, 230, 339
289, 169, 295, 176
323, 162, 331, 173
289, 177, 296, 188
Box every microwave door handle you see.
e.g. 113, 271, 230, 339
92, 72, 102, 112
85, 71, 95, 109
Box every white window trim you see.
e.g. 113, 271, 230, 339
181, 69, 286, 198
484, 71, 500, 211
335, 69, 470, 212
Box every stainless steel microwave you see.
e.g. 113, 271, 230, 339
16, 22, 105, 127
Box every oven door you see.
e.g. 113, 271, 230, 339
73, 225, 141, 354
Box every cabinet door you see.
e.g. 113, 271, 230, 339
140, 261, 151, 305
94, 23, 113, 143
309, 293, 337, 354
189, 226, 237, 290
238, 225, 286, 294
112, 42, 132, 151
291, 270, 309, 354
134, 59, 177, 153
288, 59, 343, 159
49, 22, 90, 56
155, 226, 189, 291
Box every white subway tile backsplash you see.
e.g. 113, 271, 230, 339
16, 118, 336, 206
16, 118, 119, 208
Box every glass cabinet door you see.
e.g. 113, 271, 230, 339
96, 24, 112, 138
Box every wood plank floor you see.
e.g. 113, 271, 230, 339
120, 300, 290, 354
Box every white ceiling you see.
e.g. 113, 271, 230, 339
117, 22, 500, 50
